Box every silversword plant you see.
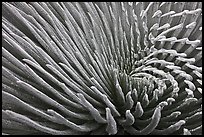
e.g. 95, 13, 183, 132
2, 2, 202, 135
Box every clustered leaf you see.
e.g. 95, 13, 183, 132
2, 2, 202, 135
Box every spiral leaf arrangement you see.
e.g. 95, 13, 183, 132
2, 2, 202, 135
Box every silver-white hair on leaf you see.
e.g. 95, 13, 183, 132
2, 2, 202, 135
